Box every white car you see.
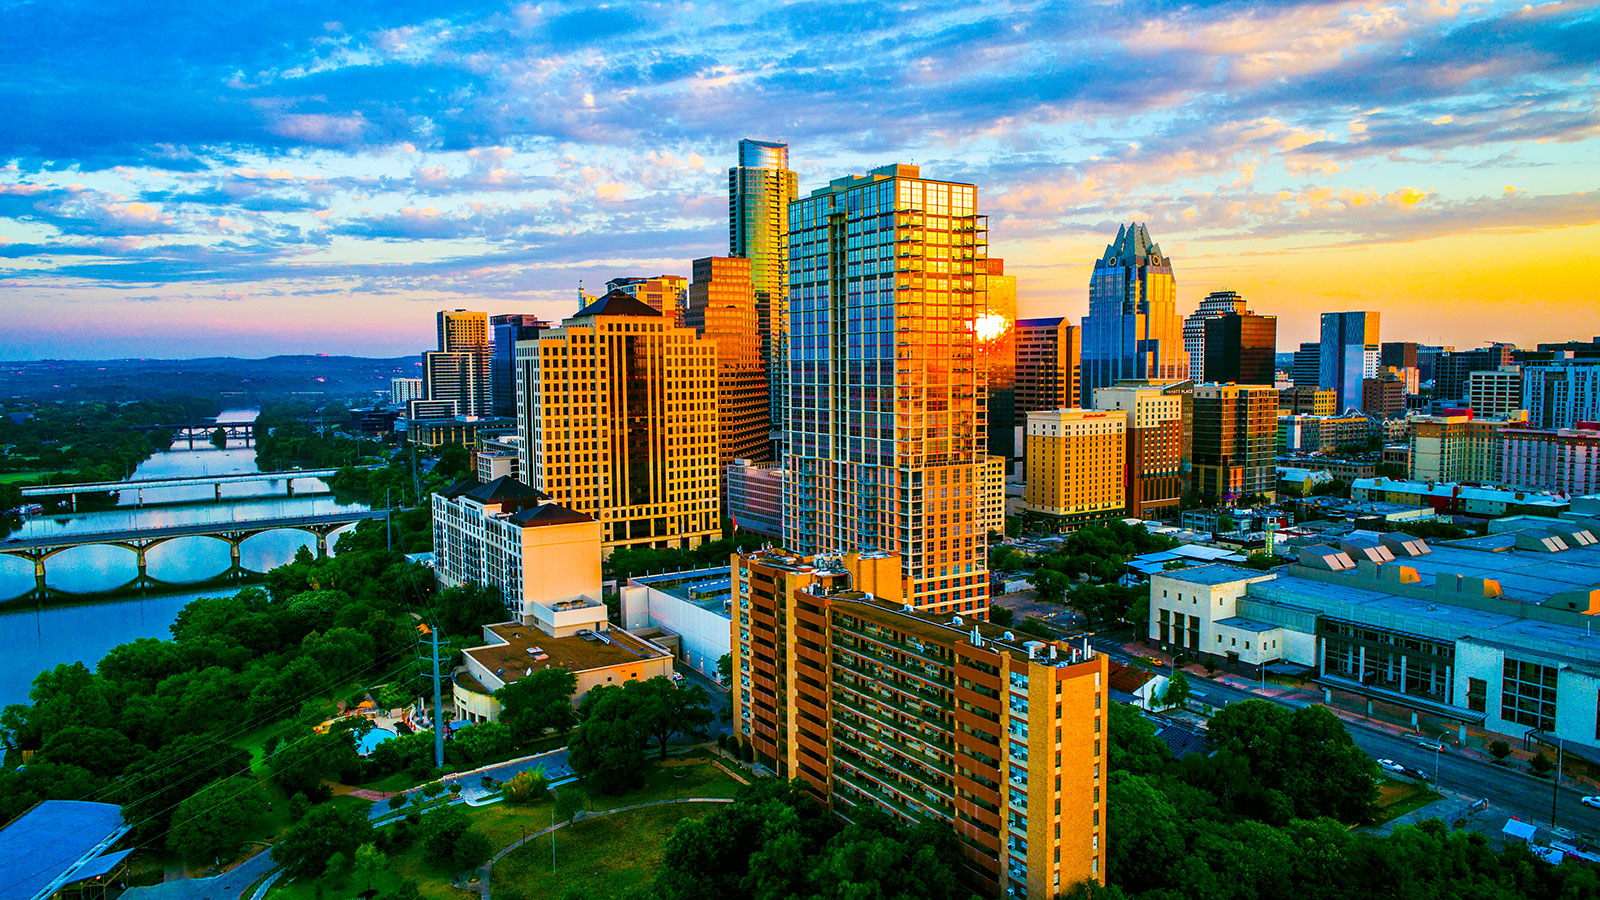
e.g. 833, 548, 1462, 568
1581, 796, 1600, 810
1416, 739, 1446, 752
1377, 758, 1406, 773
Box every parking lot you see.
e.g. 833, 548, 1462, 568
991, 590, 1086, 635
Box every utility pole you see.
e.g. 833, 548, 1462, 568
1551, 739, 1564, 829
419, 623, 447, 769
385, 488, 392, 555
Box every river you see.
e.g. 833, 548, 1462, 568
0, 409, 372, 709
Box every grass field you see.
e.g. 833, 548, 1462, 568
490, 803, 718, 900
0, 469, 75, 484
1370, 777, 1444, 825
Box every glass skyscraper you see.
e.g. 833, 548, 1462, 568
728, 139, 798, 450
1079, 223, 1186, 402
785, 164, 990, 615
1319, 311, 1380, 412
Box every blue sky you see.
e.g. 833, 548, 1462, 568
2, 0, 1597, 358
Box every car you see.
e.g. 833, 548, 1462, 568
1377, 758, 1405, 773
1416, 739, 1446, 752
1581, 796, 1600, 810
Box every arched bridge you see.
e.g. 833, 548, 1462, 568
20, 466, 379, 507
0, 509, 389, 593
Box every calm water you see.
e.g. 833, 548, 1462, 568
0, 409, 371, 708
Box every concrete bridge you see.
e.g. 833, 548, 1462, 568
20, 467, 377, 506
0, 509, 388, 595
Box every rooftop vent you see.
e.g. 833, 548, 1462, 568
1003, 631, 1016, 642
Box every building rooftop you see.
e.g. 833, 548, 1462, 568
630, 566, 733, 616
1215, 616, 1280, 633
506, 502, 592, 527
464, 622, 670, 683
463, 475, 547, 504
0, 800, 128, 900
1154, 564, 1276, 586
574, 289, 663, 319
826, 594, 1099, 670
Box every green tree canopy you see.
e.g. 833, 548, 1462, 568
167, 775, 269, 865
271, 801, 374, 878
494, 666, 578, 743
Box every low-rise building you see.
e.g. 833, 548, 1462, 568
1293, 496, 1439, 526
1352, 477, 1570, 518
1276, 466, 1334, 497
407, 414, 516, 448
620, 566, 733, 681
0, 800, 132, 900
1147, 530, 1600, 755
454, 621, 675, 722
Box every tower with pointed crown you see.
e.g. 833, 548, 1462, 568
1080, 222, 1187, 401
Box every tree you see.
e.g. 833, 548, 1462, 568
554, 785, 584, 825
628, 677, 714, 759
269, 729, 362, 800
1530, 751, 1554, 776
1488, 740, 1512, 764
1107, 702, 1169, 775
1205, 700, 1378, 824
494, 667, 577, 742
988, 605, 1015, 627
449, 721, 515, 765
716, 654, 732, 684
1033, 568, 1069, 602
167, 775, 269, 865
434, 583, 506, 636
211, 427, 228, 448
352, 843, 387, 895
417, 804, 492, 870
272, 802, 374, 878
117, 734, 251, 840
1161, 670, 1191, 709
568, 690, 649, 794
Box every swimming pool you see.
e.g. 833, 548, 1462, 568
356, 726, 397, 755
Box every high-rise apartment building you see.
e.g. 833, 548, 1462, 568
491, 314, 546, 417
1081, 223, 1186, 400
1182, 290, 1247, 383
1319, 311, 1380, 413
1016, 317, 1081, 414
729, 139, 800, 448
1500, 424, 1600, 494
515, 290, 720, 554
1192, 384, 1278, 503
979, 455, 1007, 536
685, 257, 770, 474
730, 548, 1109, 899
726, 458, 785, 539
1203, 311, 1277, 386
1521, 360, 1600, 429
1024, 409, 1126, 530
1291, 342, 1322, 388
785, 164, 989, 614
979, 258, 1018, 466
1093, 385, 1183, 519
416, 309, 492, 418
1467, 366, 1523, 419
390, 377, 424, 405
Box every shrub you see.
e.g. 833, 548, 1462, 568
503, 770, 548, 805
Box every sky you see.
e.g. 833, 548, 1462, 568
1, 0, 1597, 360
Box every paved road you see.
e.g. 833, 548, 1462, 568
1088, 635, 1600, 836
121, 846, 277, 900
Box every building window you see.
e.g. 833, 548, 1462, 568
1501, 658, 1556, 731
1467, 678, 1487, 713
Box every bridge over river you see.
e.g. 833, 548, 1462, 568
20, 466, 380, 507
0, 509, 390, 597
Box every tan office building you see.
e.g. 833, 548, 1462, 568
685, 257, 770, 471
1093, 385, 1182, 519
516, 290, 721, 554
1024, 409, 1126, 530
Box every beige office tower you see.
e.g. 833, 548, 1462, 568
1024, 409, 1127, 530
515, 291, 720, 555
786, 164, 989, 616
417, 309, 492, 417
729, 139, 800, 450
685, 257, 771, 475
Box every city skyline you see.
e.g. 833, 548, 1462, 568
3, 1, 1597, 359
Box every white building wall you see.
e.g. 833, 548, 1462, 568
620, 583, 733, 682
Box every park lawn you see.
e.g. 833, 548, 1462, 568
491, 803, 717, 900
584, 750, 745, 813
0, 469, 76, 484
1369, 777, 1444, 826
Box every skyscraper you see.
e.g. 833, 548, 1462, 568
515, 290, 720, 554
1319, 311, 1380, 412
491, 313, 546, 417
729, 139, 799, 449
1080, 223, 1186, 401
1015, 317, 1081, 413
1182, 289, 1247, 383
1024, 409, 1126, 530
978, 258, 1017, 465
684, 257, 770, 474
1203, 311, 1277, 386
1093, 384, 1183, 519
1291, 342, 1322, 388
785, 164, 988, 614
1192, 384, 1278, 504
416, 309, 491, 418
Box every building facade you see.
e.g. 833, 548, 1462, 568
980, 454, 1007, 536
1278, 413, 1374, 454
1522, 360, 1600, 429
785, 164, 989, 614
1192, 384, 1277, 503
1024, 409, 1126, 529
726, 457, 785, 539
1319, 311, 1380, 413
1181, 289, 1247, 383
1015, 317, 1081, 415
1467, 366, 1523, 419
1361, 370, 1406, 418
1080, 223, 1186, 401
491, 314, 546, 417
414, 309, 494, 419
979, 258, 1018, 467
516, 290, 721, 554
729, 138, 800, 448
1434, 345, 1516, 404
686, 256, 771, 477
1203, 311, 1277, 386
390, 377, 424, 405
1408, 415, 1507, 483
1094, 385, 1182, 519
1291, 342, 1322, 389
1500, 424, 1600, 495
732, 548, 1109, 899
1281, 386, 1336, 417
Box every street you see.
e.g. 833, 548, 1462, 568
1086, 633, 1600, 837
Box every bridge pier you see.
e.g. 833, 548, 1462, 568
286, 479, 294, 497
215, 484, 223, 502
135, 545, 147, 580
230, 539, 241, 569
34, 556, 46, 594
316, 533, 328, 558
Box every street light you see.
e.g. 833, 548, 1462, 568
1434, 730, 1450, 783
